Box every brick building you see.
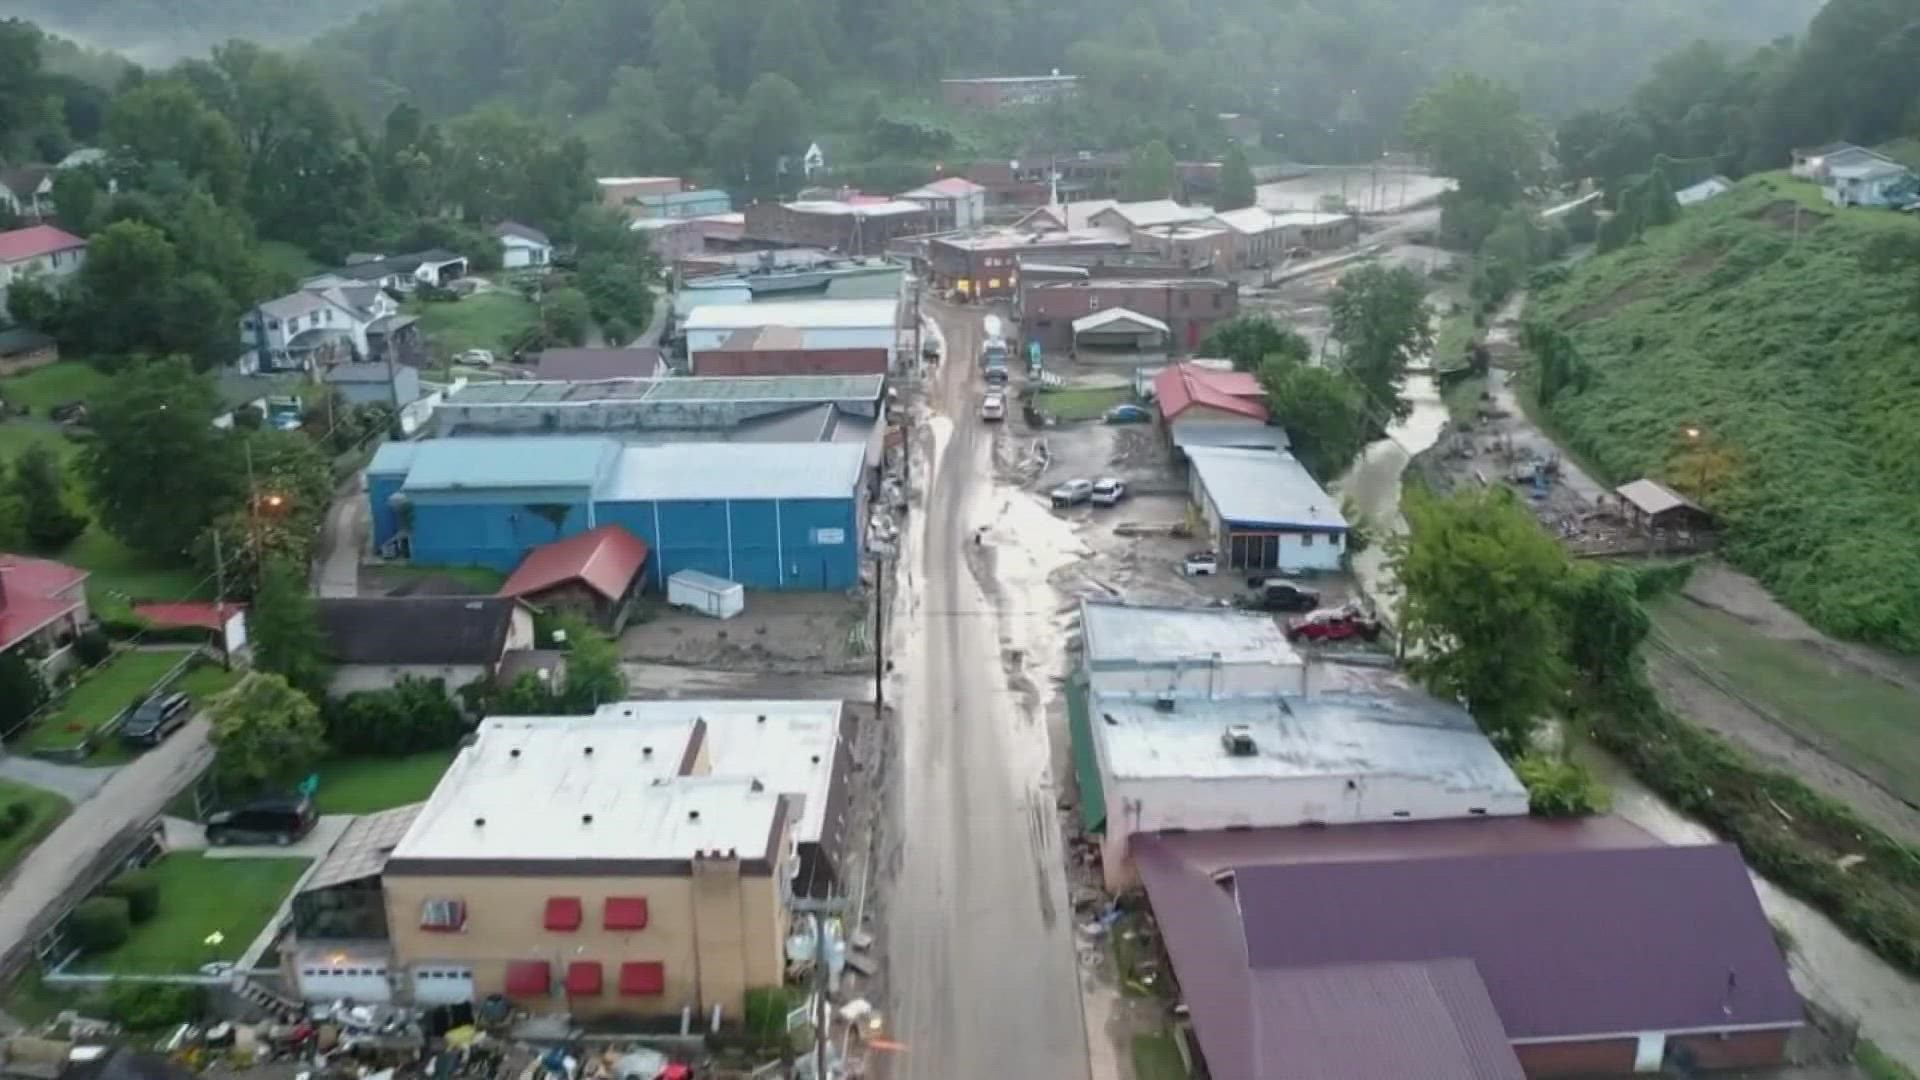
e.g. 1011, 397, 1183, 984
1127, 224, 1236, 273
692, 327, 890, 377
743, 200, 932, 255
1022, 277, 1237, 355
925, 229, 1132, 300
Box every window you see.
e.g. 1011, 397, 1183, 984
604, 897, 649, 930
619, 961, 666, 996
544, 896, 583, 931
504, 960, 550, 996
1302, 534, 1315, 547
1212, 293, 1223, 310
420, 898, 466, 931
565, 961, 603, 996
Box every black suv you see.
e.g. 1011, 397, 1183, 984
1243, 582, 1322, 613
205, 797, 318, 847
118, 691, 192, 747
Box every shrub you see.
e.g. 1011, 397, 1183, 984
0, 801, 33, 839
68, 896, 132, 953
323, 677, 469, 756
1512, 753, 1611, 817
105, 983, 206, 1030
102, 869, 161, 923
72, 630, 111, 667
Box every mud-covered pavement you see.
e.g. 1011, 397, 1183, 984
875, 298, 1091, 1080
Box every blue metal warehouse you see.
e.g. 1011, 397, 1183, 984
368, 436, 868, 590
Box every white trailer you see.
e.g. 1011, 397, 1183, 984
667, 569, 745, 620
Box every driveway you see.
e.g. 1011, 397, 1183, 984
314, 471, 366, 598
0, 756, 116, 803
0, 719, 213, 965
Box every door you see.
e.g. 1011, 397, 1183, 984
1632, 1032, 1665, 1072
299, 962, 392, 1003
412, 965, 477, 1005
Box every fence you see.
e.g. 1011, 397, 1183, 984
1, 646, 203, 753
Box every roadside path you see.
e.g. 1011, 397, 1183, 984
314, 471, 366, 597
0, 721, 212, 967
0, 756, 113, 803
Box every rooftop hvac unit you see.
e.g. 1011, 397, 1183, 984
1154, 693, 1177, 713
1221, 724, 1257, 756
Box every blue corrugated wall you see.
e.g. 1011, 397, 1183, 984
408, 500, 594, 570
368, 473, 407, 550
594, 496, 860, 590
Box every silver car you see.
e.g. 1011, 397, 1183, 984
1050, 479, 1093, 507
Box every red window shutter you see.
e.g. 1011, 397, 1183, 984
564, 961, 603, 997
544, 896, 583, 931
604, 897, 649, 930
618, 961, 666, 996
504, 960, 550, 996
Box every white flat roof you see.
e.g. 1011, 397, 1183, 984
1094, 691, 1526, 797
391, 700, 848, 864
682, 299, 899, 332
785, 199, 927, 217
1188, 446, 1348, 531
1083, 600, 1301, 672
596, 442, 866, 502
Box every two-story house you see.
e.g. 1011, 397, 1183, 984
0, 225, 88, 311
239, 283, 400, 373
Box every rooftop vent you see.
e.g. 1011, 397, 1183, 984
757, 714, 767, 724
1154, 693, 1177, 713
473, 817, 486, 827
1221, 724, 1256, 756
582, 814, 594, 824
642, 746, 653, 757
750, 780, 764, 793
509, 748, 521, 758
688, 810, 701, 821
584, 746, 594, 756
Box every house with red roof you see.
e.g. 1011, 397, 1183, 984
498, 525, 651, 632
0, 554, 91, 666
0, 224, 87, 311
1151, 361, 1288, 455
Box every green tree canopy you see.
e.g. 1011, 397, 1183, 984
249, 559, 332, 699
1405, 73, 1540, 205
1329, 263, 1432, 425
1201, 315, 1310, 372
1121, 140, 1178, 201
209, 672, 328, 794
80, 358, 238, 560
104, 79, 246, 204
10, 442, 88, 551
1390, 487, 1572, 750
1258, 359, 1370, 483
1217, 143, 1257, 212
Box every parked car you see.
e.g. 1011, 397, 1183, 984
1090, 478, 1128, 506
1181, 551, 1219, 576
984, 364, 1009, 386
1050, 479, 1094, 507
922, 338, 941, 361
117, 691, 192, 747
1246, 572, 1304, 589
1243, 582, 1321, 613
980, 392, 1006, 422
1287, 603, 1384, 644
205, 796, 319, 847
456, 348, 495, 367
1104, 403, 1152, 425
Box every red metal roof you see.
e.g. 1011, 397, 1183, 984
564, 960, 603, 996
0, 555, 88, 653
499, 525, 650, 604
504, 960, 550, 996
1153, 362, 1268, 423
132, 601, 246, 631
0, 225, 86, 264
543, 896, 583, 931
604, 896, 649, 930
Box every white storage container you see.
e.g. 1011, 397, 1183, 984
667, 569, 745, 620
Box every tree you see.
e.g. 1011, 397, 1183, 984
751, 0, 829, 93
1258, 360, 1370, 482
103, 79, 245, 203
1328, 263, 1432, 424
1121, 140, 1177, 201
1404, 73, 1539, 205
1390, 487, 1571, 750
578, 256, 652, 329
0, 651, 49, 733
607, 66, 685, 173
11, 443, 88, 551
49, 168, 101, 235
544, 288, 593, 346
81, 358, 237, 559
208, 672, 328, 794
69, 220, 177, 358
1217, 144, 1257, 212
1201, 315, 1310, 372
652, 0, 719, 137
250, 559, 332, 699
710, 74, 806, 193
552, 614, 626, 711
1563, 564, 1650, 687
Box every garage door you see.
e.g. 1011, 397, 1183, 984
297, 962, 392, 1003
412, 965, 476, 1005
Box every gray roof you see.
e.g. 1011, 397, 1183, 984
597, 442, 866, 502
1187, 447, 1346, 532
255, 291, 333, 321
447, 374, 884, 407
535, 348, 662, 380
315, 596, 527, 665
1082, 599, 1299, 672
493, 220, 551, 245
1170, 419, 1289, 452
302, 804, 424, 892
1615, 478, 1700, 517
400, 436, 619, 493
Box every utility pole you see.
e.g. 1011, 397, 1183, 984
791, 896, 851, 1080
873, 556, 886, 721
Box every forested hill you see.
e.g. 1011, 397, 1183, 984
304, 0, 1819, 163
1531, 176, 1920, 652
5, 0, 387, 63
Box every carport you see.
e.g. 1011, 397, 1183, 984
1072, 308, 1169, 354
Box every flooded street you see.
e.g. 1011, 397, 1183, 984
1580, 748, 1920, 1070
1257, 167, 1454, 214
1335, 372, 1447, 624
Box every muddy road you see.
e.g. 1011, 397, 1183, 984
878, 299, 1090, 1080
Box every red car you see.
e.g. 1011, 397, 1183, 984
1286, 604, 1383, 644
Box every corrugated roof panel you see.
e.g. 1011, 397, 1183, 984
1187, 447, 1346, 531
597, 443, 865, 502
400, 436, 617, 492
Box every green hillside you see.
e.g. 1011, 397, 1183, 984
1532, 174, 1920, 652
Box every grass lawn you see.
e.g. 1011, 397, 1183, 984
73, 852, 309, 975
377, 562, 507, 593
0, 362, 109, 413
1649, 595, 1920, 806
1130, 1034, 1188, 1080
1858, 1039, 1918, 1080
409, 291, 539, 363
15, 649, 189, 764
174, 662, 241, 703
1036, 385, 1132, 422
313, 750, 459, 814
258, 240, 322, 282
61, 528, 207, 620
0, 780, 71, 879
0, 420, 77, 464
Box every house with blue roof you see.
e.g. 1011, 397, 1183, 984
368, 436, 867, 590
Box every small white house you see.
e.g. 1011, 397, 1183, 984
900, 177, 988, 231
240, 283, 398, 373
1185, 446, 1347, 573
1675, 175, 1734, 207
1823, 158, 1914, 208
493, 221, 553, 270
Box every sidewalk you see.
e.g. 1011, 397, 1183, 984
0, 720, 213, 968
